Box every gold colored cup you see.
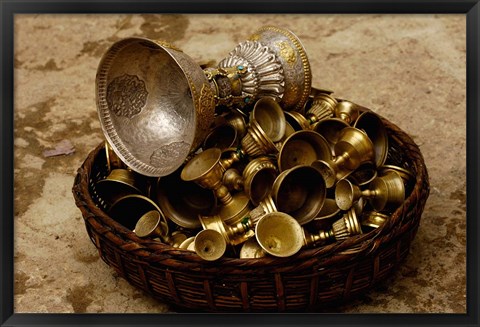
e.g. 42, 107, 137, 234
348, 161, 378, 186
305, 93, 338, 124
199, 214, 254, 247
250, 97, 286, 143
277, 130, 332, 172
95, 168, 144, 207
368, 171, 405, 212
239, 238, 266, 259
312, 118, 350, 155
178, 236, 196, 251
165, 231, 189, 248
156, 168, 216, 230
194, 229, 227, 261
203, 124, 239, 151
134, 210, 169, 239
249, 195, 277, 225
334, 100, 359, 124
284, 111, 311, 131
255, 212, 304, 257
271, 165, 326, 225
242, 156, 278, 206
312, 127, 375, 188
109, 194, 169, 234
335, 179, 362, 211
379, 165, 415, 196
354, 111, 389, 167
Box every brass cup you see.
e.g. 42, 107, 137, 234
181, 148, 233, 205
379, 165, 415, 195
109, 194, 168, 233
255, 212, 304, 257
277, 130, 332, 172
354, 111, 389, 167
249, 195, 277, 225
335, 179, 362, 211
368, 172, 405, 212
274, 121, 296, 150
165, 231, 189, 248
250, 97, 286, 143
240, 118, 279, 158
334, 100, 359, 124
361, 211, 389, 230
242, 157, 278, 206
194, 229, 227, 261
178, 236, 196, 251
311, 127, 375, 188
199, 214, 254, 246
156, 168, 216, 229
240, 238, 266, 259
305, 93, 338, 124
312, 118, 350, 154
214, 109, 248, 139
134, 210, 169, 239
272, 165, 326, 225
203, 124, 239, 151
95, 168, 144, 207
284, 111, 311, 131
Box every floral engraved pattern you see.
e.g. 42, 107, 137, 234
107, 74, 148, 118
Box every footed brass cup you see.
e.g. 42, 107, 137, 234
242, 156, 278, 205
303, 208, 362, 247
284, 111, 311, 131
164, 230, 189, 248
95, 168, 144, 207
109, 194, 169, 233
194, 229, 227, 261
312, 127, 375, 188
312, 118, 350, 154
199, 214, 254, 247
97, 26, 311, 177
134, 210, 169, 239
379, 165, 415, 196
203, 124, 239, 151
271, 165, 326, 225
255, 212, 304, 257
334, 100, 359, 124
277, 130, 332, 172
354, 111, 389, 167
305, 93, 338, 124
156, 167, 216, 229
250, 97, 286, 143
335, 179, 363, 211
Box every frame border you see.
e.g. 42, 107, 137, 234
1, 1, 478, 326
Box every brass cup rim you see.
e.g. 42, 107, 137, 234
251, 97, 286, 143
354, 111, 389, 167
181, 147, 222, 182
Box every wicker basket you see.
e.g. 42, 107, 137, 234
72, 108, 429, 312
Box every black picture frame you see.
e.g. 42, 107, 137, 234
1, 1, 479, 326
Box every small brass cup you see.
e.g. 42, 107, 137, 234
134, 210, 169, 239
335, 179, 362, 211
95, 168, 144, 207
354, 111, 389, 167
178, 236, 196, 251
271, 165, 326, 225
334, 100, 359, 124
255, 212, 304, 257
240, 238, 266, 259
165, 231, 189, 248
109, 194, 168, 234
278, 130, 332, 172
250, 97, 286, 143
305, 93, 338, 124
312, 118, 350, 155
312, 127, 375, 188
194, 229, 227, 261
242, 156, 278, 206
203, 124, 239, 151
156, 168, 216, 229
379, 165, 415, 196
199, 214, 254, 246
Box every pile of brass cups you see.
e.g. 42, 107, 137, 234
94, 90, 415, 261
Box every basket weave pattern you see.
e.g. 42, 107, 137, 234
72, 112, 429, 312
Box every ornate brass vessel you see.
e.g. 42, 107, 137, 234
96, 26, 311, 177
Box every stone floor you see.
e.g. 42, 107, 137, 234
13, 14, 466, 313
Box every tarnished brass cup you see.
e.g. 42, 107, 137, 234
240, 238, 266, 258
336, 173, 405, 212
203, 124, 239, 151
105, 140, 125, 172
303, 208, 362, 247
109, 194, 169, 233
305, 93, 338, 124
194, 229, 227, 261
271, 165, 326, 225
274, 121, 296, 150
361, 211, 389, 230
379, 165, 415, 195
312, 118, 350, 154
165, 231, 189, 248
284, 111, 310, 131
242, 157, 278, 205
277, 130, 332, 172
95, 168, 144, 207
134, 210, 169, 239
354, 111, 389, 167
199, 215, 254, 247
255, 212, 304, 257
312, 127, 375, 188
156, 168, 216, 229
334, 100, 359, 124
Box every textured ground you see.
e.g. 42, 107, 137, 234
13, 14, 466, 313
